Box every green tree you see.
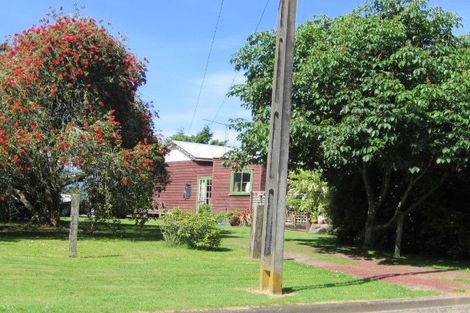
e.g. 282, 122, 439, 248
170, 125, 225, 146
0, 15, 168, 225
228, 0, 470, 256
209, 139, 226, 146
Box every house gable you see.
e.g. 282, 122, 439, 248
166, 147, 192, 162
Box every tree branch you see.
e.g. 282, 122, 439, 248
375, 161, 433, 232
376, 164, 392, 209
10, 188, 34, 212
403, 172, 448, 215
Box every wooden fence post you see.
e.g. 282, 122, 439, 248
69, 193, 80, 258
250, 205, 264, 259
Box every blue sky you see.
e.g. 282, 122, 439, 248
1, 0, 469, 145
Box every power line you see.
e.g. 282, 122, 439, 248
254, 0, 272, 33
209, 0, 271, 127
203, 119, 229, 147
188, 0, 225, 132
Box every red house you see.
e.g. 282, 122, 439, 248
155, 141, 266, 213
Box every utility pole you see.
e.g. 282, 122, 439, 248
259, 0, 296, 295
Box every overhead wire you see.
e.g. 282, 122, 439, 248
188, 0, 225, 132
208, 0, 271, 127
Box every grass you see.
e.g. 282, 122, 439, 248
0, 219, 434, 313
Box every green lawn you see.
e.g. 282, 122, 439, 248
0, 220, 433, 313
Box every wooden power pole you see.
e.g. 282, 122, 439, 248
259, 0, 296, 295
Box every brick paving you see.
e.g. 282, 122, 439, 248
286, 250, 470, 295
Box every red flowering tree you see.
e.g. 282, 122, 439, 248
0, 15, 168, 225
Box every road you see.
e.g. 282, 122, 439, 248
378, 304, 470, 313
187, 297, 470, 313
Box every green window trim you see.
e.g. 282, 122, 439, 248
229, 169, 253, 196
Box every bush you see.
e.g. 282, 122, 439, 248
197, 204, 212, 215
160, 209, 222, 249
237, 208, 251, 226
223, 209, 251, 226
226, 212, 240, 226
404, 173, 470, 258
287, 170, 329, 219
214, 212, 229, 224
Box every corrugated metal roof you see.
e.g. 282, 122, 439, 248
171, 140, 231, 161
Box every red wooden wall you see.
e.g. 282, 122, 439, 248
155, 160, 212, 211
154, 158, 266, 212
210, 160, 266, 212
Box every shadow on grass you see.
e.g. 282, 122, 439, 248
202, 247, 232, 252
80, 254, 122, 259
285, 234, 470, 271
285, 268, 456, 293
0, 221, 235, 253
0, 220, 163, 242
285, 236, 367, 258
220, 229, 241, 239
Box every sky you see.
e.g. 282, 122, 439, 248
1, 0, 469, 145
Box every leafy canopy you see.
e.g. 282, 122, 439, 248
228, 0, 470, 174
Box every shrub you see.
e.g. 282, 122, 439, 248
287, 170, 329, 220
160, 209, 222, 249
238, 208, 251, 226
226, 212, 240, 226
214, 212, 229, 224
197, 204, 212, 215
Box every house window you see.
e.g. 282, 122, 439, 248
183, 182, 192, 199
230, 170, 252, 195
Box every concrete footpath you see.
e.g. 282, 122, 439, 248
176, 296, 470, 313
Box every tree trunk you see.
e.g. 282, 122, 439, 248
7, 205, 12, 222
360, 163, 378, 250
363, 211, 376, 250
45, 182, 62, 227
51, 191, 61, 227
394, 212, 405, 258
305, 212, 312, 232
392, 173, 447, 258
49, 210, 60, 227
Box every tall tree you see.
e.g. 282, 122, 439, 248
228, 0, 470, 255
0, 15, 168, 225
